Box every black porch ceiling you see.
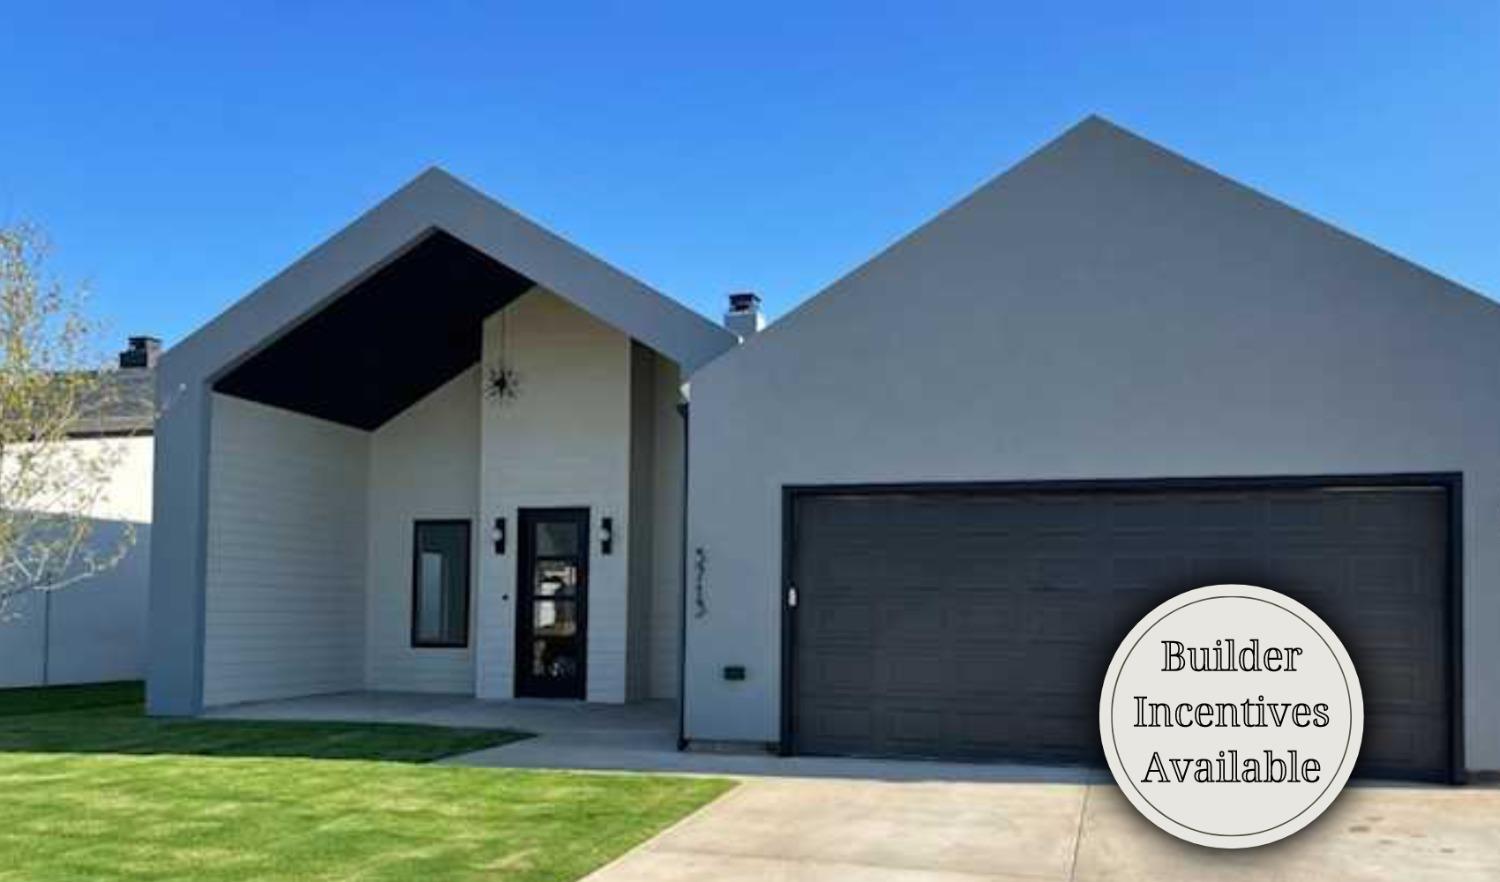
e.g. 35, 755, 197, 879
214, 231, 534, 430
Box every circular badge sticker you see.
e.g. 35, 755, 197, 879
1099, 584, 1363, 849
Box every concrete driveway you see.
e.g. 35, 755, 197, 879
584, 778, 1500, 882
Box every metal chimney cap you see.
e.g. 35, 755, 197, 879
119, 336, 162, 369
727, 292, 761, 312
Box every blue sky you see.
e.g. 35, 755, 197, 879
1, 2, 1495, 346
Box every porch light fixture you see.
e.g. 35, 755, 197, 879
486, 312, 521, 405
492, 517, 506, 555
485, 361, 521, 404
601, 517, 614, 555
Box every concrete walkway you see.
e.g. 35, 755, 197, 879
208, 693, 1500, 880
204, 691, 675, 740
211, 691, 1094, 782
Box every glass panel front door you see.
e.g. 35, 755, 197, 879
515, 509, 589, 698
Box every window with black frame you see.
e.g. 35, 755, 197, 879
411, 520, 471, 647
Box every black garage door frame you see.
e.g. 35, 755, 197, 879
779, 473, 1465, 783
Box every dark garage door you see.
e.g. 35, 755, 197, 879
787, 479, 1456, 781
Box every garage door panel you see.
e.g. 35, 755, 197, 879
879, 648, 948, 692
1348, 555, 1427, 596
1263, 494, 1331, 529
806, 597, 876, 641
1360, 716, 1449, 777
791, 482, 1453, 780
1337, 608, 1443, 646
1105, 495, 1181, 528
1192, 497, 1270, 530
887, 708, 946, 745
802, 703, 877, 745
879, 599, 945, 644
1349, 492, 1441, 529
1027, 496, 1103, 531
948, 652, 1026, 695
952, 711, 1025, 754
802, 647, 878, 694
948, 599, 1014, 636
946, 559, 1029, 591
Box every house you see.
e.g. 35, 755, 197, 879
148, 117, 1496, 784
0, 337, 156, 687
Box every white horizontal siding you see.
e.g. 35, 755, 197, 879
475, 290, 632, 702
365, 368, 479, 694
202, 395, 368, 707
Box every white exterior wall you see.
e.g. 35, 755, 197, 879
0, 435, 153, 687
686, 119, 1500, 772
364, 368, 480, 693
475, 289, 634, 702
202, 395, 369, 706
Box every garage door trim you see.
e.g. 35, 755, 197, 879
779, 473, 1464, 782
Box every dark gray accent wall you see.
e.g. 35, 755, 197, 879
145, 379, 210, 716
685, 117, 1500, 774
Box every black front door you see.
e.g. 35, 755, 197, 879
515, 508, 589, 699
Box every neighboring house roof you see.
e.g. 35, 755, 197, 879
165, 168, 736, 430
70, 367, 156, 437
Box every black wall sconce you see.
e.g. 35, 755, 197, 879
601, 517, 614, 555
492, 517, 506, 555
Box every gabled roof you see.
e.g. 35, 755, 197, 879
71, 367, 155, 436
164, 168, 735, 429
695, 115, 1498, 382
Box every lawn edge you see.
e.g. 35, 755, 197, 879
568, 777, 745, 881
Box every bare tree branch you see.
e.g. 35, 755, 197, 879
0, 223, 139, 621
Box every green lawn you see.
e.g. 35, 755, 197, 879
0, 682, 733, 881
0, 682, 526, 761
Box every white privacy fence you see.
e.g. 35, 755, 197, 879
0, 524, 150, 687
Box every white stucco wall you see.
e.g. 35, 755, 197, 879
0, 434, 153, 687
365, 367, 480, 693
686, 119, 1500, 772
202, 395, 369, 707
475, 288, 634, 702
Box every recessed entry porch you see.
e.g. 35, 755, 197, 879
196, 227, 705, 710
